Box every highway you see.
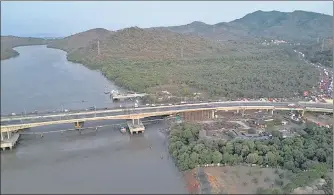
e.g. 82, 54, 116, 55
1, 101, 332, 131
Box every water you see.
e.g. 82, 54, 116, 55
1, 45, 123, 115
0, 45, 187, 194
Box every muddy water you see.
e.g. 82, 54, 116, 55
0, 46, 186, 194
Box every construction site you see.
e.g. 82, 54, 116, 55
178, 109, 333, 194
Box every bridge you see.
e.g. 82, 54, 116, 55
1, 101, 332, 133
1, 101, 332, 150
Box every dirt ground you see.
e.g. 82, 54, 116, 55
183, 169, 201, 194
304, 113, 333, 126
184, 166, 289, 194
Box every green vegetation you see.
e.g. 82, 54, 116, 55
294, 38, 333, 68
1, 48, 19, 60
168, 122, 333, 193
1, 36, 46, 60
163, 10, 332, 43
43, 10, 331, 100
65, 46, 319, 99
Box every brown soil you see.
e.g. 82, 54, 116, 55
183, 169, 200, 194
184, 166, 289, 194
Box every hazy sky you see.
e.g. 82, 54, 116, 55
1, 1, 333, 37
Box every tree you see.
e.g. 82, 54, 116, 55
265, 152, 277, 167
221, 153, 231, 164
241, 145, 250, 157
315, 148, 327, 162
212, 150, 223, 164
246, 153, 259, 164
178, 153, 191, 171
234, 143, 243, 155
224, 142, 234, 154
190, 152, 200, 166
284, 160, 295, 171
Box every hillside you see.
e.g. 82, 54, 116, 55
158, 10, 332, 42
25, 10, 327, 100
48, 26, 319, 100
1, 36, 46, 60
52, 27, 226, 62
47, 28, 112, 53
294, 37, 333, 67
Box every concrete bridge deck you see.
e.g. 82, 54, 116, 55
1, 101, 332, 133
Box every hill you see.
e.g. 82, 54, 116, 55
65, 27, 228, 62
47, 28, 112, 53
1, 36, 46, 60
2, 9, 322, 101
158, 10, 332, 43
294, 37, 333, 67
47, 26, 319, 100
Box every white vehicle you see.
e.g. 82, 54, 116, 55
134, 103, 138, 108
64, 109, 69, 112
288, 103, 295, 107
11, 113, 16, 116
151, 104, 156, 107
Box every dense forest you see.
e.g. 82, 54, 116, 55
168, 122, 333, 194
294, 38, 333, 68
67, 47, 319, 99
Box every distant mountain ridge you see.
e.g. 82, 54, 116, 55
157, 10, 332, 42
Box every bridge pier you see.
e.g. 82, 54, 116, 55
241, 109, 245, 117
128, 119, 145, 135
132, 118, 140, 125
1, 132, 19, 151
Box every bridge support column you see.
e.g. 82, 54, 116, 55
241, 109, 245, 117
1, 132, 3, 141
7, 132, 10, 139
211, 110, 215, 119
302, 109, 305, 117
271, 109, 274, 115
132, 119, 135, 125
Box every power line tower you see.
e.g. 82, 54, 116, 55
321, 38, 324, 52
97, 40, 100, 55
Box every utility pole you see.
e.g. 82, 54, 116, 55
97, 40, 100, 55
321, 38, 324, 52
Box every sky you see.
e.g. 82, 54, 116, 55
1, 1, 333, 37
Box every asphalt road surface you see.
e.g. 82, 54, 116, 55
1, 101, 332, 126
